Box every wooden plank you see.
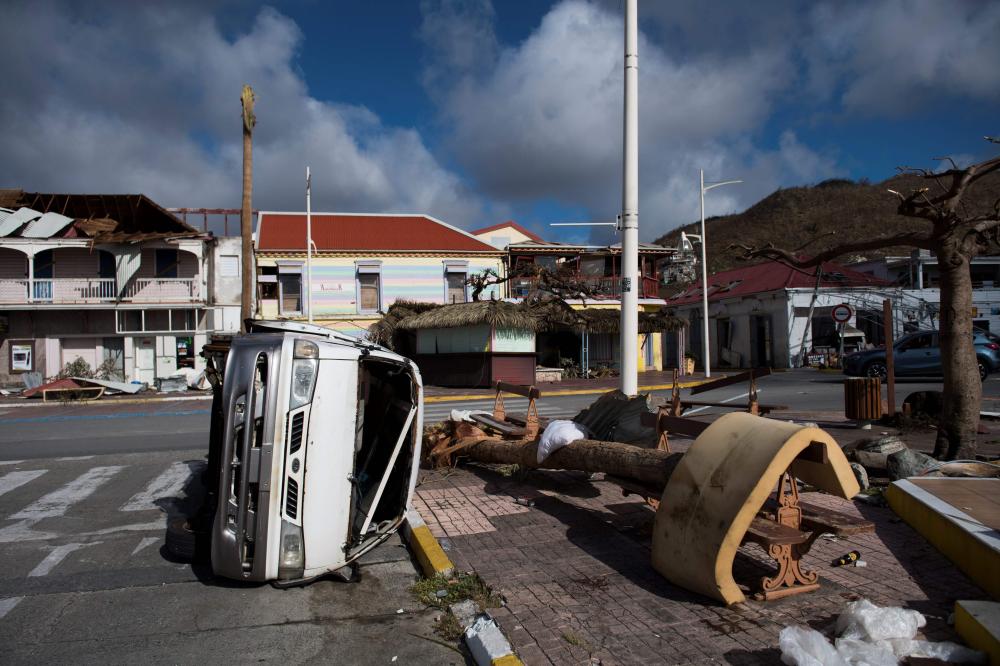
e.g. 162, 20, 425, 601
680, 400, 788, 410
495, 381, 541, 399
798, 502, 875, 536
469, 414, 525, 437
743, 516, 810, 546
658, 415, 709, 438
690, 368, 771, 395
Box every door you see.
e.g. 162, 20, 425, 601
135, 337, 156, 383
894, 332, 935, 375
749, 315, 773, 368
102, 337, 125, 380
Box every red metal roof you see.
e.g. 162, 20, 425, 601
256, 213, 499, 252
668, 260, 889, 306
471, 220, 544, 242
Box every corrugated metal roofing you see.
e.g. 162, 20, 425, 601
0, 207, 43, 237
21, 211, 75, 238
256, 212, 500, 253
667, 260, 889, 306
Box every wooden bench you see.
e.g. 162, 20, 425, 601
469, 382, 542, 440
680, 368, 787, 416
742, 471, 875, 600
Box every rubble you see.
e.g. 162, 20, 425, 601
886, 449, 935, 480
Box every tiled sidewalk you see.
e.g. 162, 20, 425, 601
413, 464, 987, 665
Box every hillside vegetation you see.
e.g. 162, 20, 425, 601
653, 170, 1000, 274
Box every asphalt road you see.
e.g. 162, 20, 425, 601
0, 450, 461, 665
1, 369, 998, 460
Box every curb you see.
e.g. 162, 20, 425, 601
401, 508, 455, 578
451, 601, 524, 666
424, 376, 719, 404
0, 394, 213, 409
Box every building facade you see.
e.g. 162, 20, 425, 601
254, 212, 506, 336
0, 191, 241, 387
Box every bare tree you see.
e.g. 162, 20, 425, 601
466, 263, 600, 303
735, 144, 1000, 460
239, 84, 256, 332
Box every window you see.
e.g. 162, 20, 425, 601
356, 262, 382, 313
446, 272, 467, 303
444, 261, 468, 304
219, 255, 240, 278
99, 252, 116, 279
155, 249, 179, 278
279, 274, 302, 314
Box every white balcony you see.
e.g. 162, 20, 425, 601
0, 277, 199, 304
122, 278, 199, 302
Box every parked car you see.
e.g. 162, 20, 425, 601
194, 320, 423, 585
842, 329, 1000, 382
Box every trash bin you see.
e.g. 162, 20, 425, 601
844, 377, 882, 420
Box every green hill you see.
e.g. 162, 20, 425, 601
653, 170, 1000, 274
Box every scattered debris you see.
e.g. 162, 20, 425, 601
886, 449, 935, 480
779, 599, 985, 665
465, 615, 518, 666
903, 390, 944, 420
512, 497, 535, 507
537, 419, 588, 462
833, 550, 862, 567
154, 375, 188, 393
849, 462, 870, 491
851, 435, 907, 470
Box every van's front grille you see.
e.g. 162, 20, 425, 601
288, 412, 305, 454
285, 477, 299, 519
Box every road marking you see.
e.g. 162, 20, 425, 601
28, 542, 94, 577
683, 391, 752, 416
120, 462, 192, 512
131, 536, 160, 555
0, 470, 46, 499
0, 597, 22, 619
56, 456, 93, 461
11, 466, 124, 520
0, 460, 25, 466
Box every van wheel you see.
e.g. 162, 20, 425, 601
166, 517, 198, 562
864, 361, 888, 380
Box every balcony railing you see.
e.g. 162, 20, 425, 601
511, 274, 660, 300
122, 278, 198, 302
0, 278, 199, 304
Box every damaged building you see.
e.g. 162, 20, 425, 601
0, 190, 241, 387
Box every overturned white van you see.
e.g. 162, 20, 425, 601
206, 320, 423, 584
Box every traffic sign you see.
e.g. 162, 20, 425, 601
831, 303, 853, 323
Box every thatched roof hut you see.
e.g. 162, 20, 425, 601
367, 300, 441, 349
397, 300, 540, 332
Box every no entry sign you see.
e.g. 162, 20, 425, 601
831, 303, 853, 323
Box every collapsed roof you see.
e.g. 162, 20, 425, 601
0, 189, 201, 243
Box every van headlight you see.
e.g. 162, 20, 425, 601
289, 359, 317, 409
277, 519, 305, 580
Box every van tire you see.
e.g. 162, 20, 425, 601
166, 517, 198, 562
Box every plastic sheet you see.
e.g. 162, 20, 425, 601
779, 626, 847, 666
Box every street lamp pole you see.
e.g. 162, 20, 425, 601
619, 0, 639, 396
698, 169, 741, 378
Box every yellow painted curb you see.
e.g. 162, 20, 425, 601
423, 377, 718, 403
402, 510, 455, 578
954, 600, 1000, 664
886, 480, 1000, 600
491, 654, 524, 666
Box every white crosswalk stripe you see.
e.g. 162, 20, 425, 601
0, 470, 46, 499
120, 462, 191, 512
28, 542, 95, 577
10, 466, 124, 520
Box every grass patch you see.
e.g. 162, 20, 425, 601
434, 610, 465, 641
411, 572, 503, 610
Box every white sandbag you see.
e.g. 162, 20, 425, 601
779, 626, 848, 666
537, 420, 588, 463
836, 599, 925, 642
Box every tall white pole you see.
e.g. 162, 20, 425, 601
699, 168, 710, 377
620, 0, 639, 396
306, 166, 313, 323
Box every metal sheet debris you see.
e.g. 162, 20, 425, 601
22, 211, 75, 238
72, 377, 144, 394
0, 207, 42, 237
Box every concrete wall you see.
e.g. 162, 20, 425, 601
210, 237, 244, 307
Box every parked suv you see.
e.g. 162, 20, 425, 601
842, 329, 1000, 382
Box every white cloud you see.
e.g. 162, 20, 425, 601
420, 0, 841, 240
804, 0, 1000, 114
0, 2, 494, 226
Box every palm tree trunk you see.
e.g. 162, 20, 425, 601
933, 248, 981, 459
240, 112, 254, 331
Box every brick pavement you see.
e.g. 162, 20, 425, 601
413, 463, 988, 665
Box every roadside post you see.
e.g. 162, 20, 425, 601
883, 298, 895, 417
832, 303, 852, 369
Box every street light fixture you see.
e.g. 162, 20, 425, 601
699, 169, 741, 378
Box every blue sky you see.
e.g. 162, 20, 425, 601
1, 1, 998, 244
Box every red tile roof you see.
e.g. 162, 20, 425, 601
668, 260, 889, 306
256, 213, 499, 252
471, 220, 544, 242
